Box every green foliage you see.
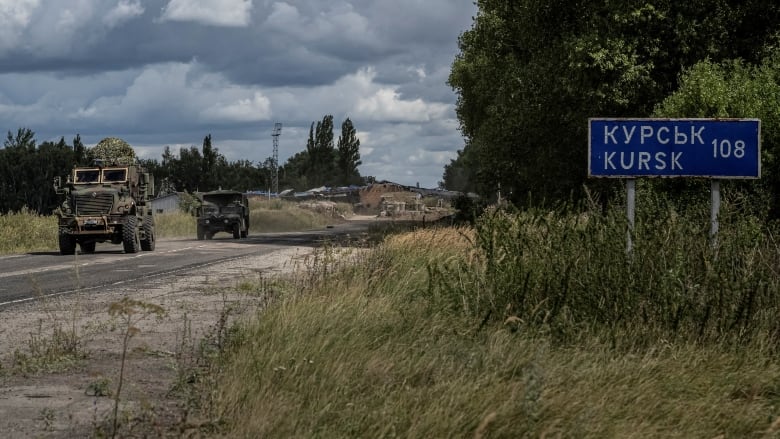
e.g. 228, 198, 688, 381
207, 215, 780, 437
0, 208, 57, 253
654, 52, 780, 216
144, 136, 268, 195
306, 115, 337, 188
336, 118, 362, 185
447, 0, 780, 208
177, 191, 200, 215
0, 129, 78, 214
279, 115, 365, 191
428, 199, 780, 349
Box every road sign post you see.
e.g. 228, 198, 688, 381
588, 118, 760, 252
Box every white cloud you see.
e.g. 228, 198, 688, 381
205, 91, 271, 122
160, 0, 253, 27
264, 2, 379, 48
103, 0, 144, 28
350, 68, 449, 122
68, 61, 272, 126
265, 67, 451, 124
0, 0, 40, 51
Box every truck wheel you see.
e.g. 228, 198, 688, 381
241, 218, 248, 238
79, 241, 96, 254
232, 223, 240, 239
140, 215, 155, 251
197, 226, 205, 240
58, 228, 76, 255
122, 216, 140, 253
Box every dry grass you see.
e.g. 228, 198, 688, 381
0, 208, 57, 254
206, 218, 780, 438
0, 200, 352, 254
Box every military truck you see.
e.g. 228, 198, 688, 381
54, 161, 155, 255
195, 190, 249, 240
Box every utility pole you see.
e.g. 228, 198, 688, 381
271, 122, 282, 195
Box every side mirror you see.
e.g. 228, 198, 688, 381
53, 177, 63, 193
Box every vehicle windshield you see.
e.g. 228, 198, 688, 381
74, 169, 100, 184
203, 194, 242, 206
102, 168, 127, 183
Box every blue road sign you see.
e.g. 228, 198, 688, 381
589, 118, 760, 178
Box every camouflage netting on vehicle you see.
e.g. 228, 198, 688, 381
87, 137, 137, 165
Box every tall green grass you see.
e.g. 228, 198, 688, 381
206, 197, 780, 437
0, 208, 57, 254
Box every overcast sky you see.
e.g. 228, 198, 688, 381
0, 0, 477, 189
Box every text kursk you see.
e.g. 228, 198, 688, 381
603, 125, 705, 145
603, 151, 682, 171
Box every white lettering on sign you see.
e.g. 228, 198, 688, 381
603, 125, 705, 145
604, 151, 683, 171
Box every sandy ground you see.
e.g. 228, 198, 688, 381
0, 245, 316, 438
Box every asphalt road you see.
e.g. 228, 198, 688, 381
0, 219, 374, 308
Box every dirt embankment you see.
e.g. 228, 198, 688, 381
0, 246, 314, 438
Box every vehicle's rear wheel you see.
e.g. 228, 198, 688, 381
79, 241, 96, 254
140, 215, 155, 251
122, 216, 140, 253
240, 217, 248, 238
58, 228, 76, 255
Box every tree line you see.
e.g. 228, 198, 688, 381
0, 115, 363, 215
445, 0, 780, 218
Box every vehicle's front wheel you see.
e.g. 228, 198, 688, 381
58, 228, 76, 255
122, 216, 140, 253
197, 225, 205, 240
232, 223, 240, 239
140, 215, 155, 251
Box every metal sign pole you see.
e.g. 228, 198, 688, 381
710, 179, 720, 249
626, 178, 635, 254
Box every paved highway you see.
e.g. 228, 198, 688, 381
0, 220, 374, 308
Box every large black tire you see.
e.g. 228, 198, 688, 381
140, 215, 155, 251
232, 223, 240, 239
197, 225, 205, 240
240, 217, 249, 238
79, 241, 96, 254
122, 216, 140, 254
58, 228, 76, 255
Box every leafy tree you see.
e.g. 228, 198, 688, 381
336, 117, 362, 186
73, 134, 86, 165
448, 0, 780, 207
306, 115, 337, 188
201, 134, 220, 190
654, 53, 780, 217
280, 150, 310, 191
0, 128, 74, 214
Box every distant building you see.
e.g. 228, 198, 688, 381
150, 193, 181, 214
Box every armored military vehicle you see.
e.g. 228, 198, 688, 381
195, 190, 249, 240
54, 161, 155, 255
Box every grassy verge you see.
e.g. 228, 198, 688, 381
0, 208, 57, 254
198, 204, 780, 437
0, 200, 351, 253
